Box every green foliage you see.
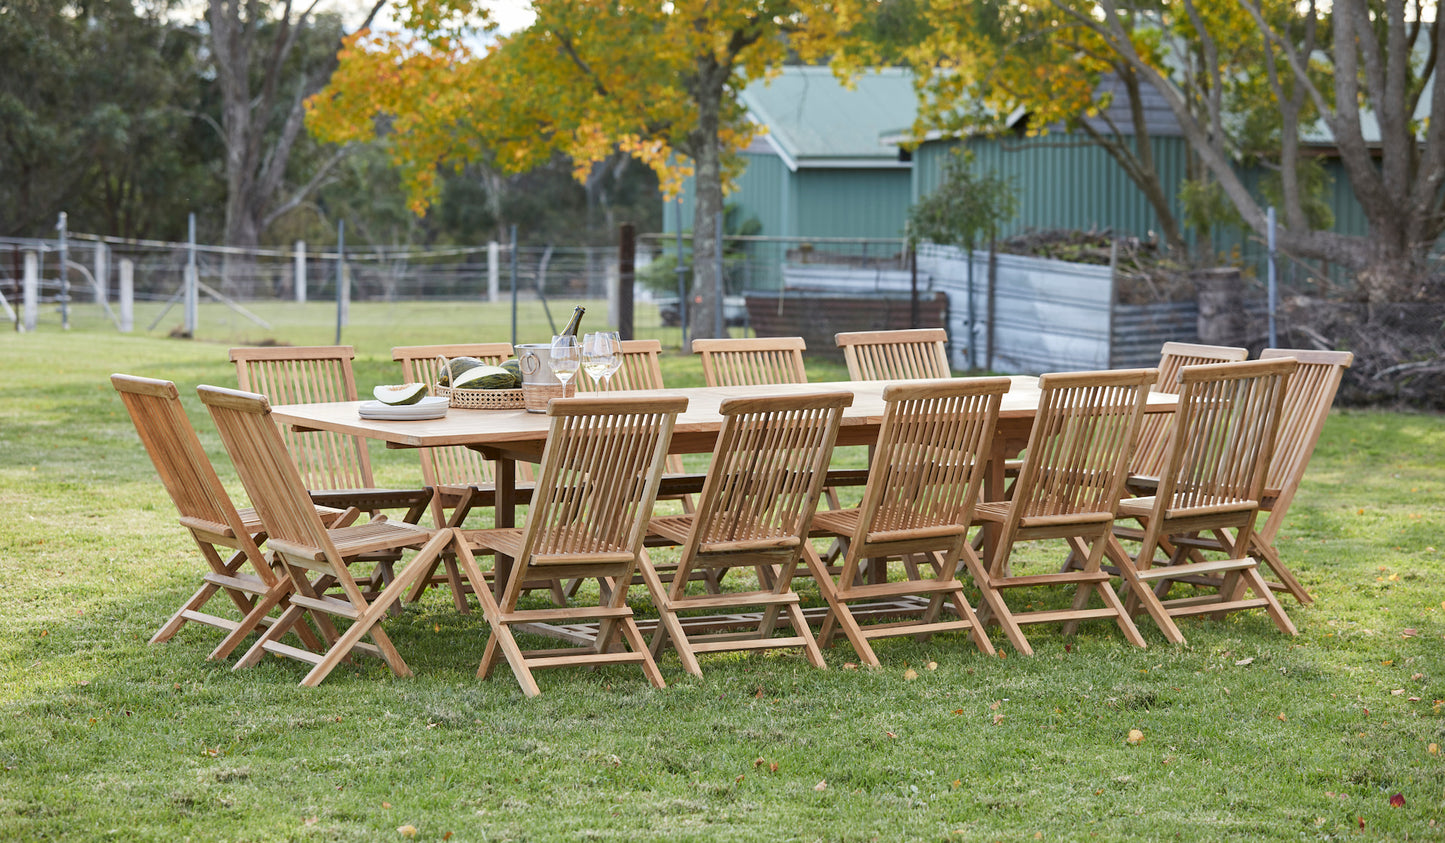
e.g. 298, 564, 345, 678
1259, 158, 1336, 232
0, 0, 218, 239
907, 151, 1018, 251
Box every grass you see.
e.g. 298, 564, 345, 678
2, 302, 1444, 841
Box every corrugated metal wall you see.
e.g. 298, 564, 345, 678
918, 243, 1200, 373
667, 153, 912, 241
914, 135, 1191, 240
791, 169, 912, 239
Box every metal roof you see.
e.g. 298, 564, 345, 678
740, 66, 917, 171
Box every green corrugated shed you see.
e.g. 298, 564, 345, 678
664, 67, 916, 241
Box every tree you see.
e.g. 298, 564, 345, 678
906, 0, 1443, 302
206, 0, 386, 252
0, 0, 216, 239
309, 0, 845, 339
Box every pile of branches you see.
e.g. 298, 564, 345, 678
1281, 297, 1445, 409
996, 229, 1192, 303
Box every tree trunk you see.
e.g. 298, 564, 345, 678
687, 62, 727, 344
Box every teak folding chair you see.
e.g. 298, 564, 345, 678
1174, 348, 1353, 604
451, 395, 686, 697
835, 329, 952, 381
198, 385, 455, 686
802, 379, 1008, 666
692, 336, 808, 387
1106, 358, 1299, 643
232, 345, 434, 600
971, 368, 1157, 656
230, 345, 433, 524
638, 391, 852, 676
111, 374, 343, 661
1129, 342, 1249, 486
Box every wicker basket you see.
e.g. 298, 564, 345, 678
522, 381, 574, 413
435, 384, 525, 410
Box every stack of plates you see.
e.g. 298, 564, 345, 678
358, 396, 450, 421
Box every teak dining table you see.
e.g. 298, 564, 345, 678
270, 377, 1176, 597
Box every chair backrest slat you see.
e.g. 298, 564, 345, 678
1013, 369, 1157, 520
1131, 342, 1248, 478
575, 339, 667, 392
231, 345, 373, 491
515, 396, 685, 563
687, 392, 851, 548
692, 337, 808, 387
855, 378, 1008, 541
1156, 359, 1295, 512
835, 329, 951, 381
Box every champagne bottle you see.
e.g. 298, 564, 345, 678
559, 305, 585, 338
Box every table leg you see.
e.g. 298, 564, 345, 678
494, 454, 516, 599
982, 433, 1006, 569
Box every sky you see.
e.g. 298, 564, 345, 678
346, 0, 536, 37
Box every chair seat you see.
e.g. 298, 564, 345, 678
1117, 495, 1259, 521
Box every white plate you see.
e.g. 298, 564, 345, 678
358, 396, 449, 420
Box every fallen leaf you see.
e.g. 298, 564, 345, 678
1409, 697, 1421, 702
754, 758, 765, 768
1126, 729, 1145, 745
904, 669, 919, 681
735, 774, 744, 783
843, 663, 858, 670
398, 826, 417, 838
1064, 643, 1072, 652
1392, 689, 1405, 696
1390, 793, 1405, 808
769, 762, 778, 773
951, 779, 962, 789
1428, 743, 1439, 756
304, 816, 319, 826
1277, 713, 1286, 721
989, 700, 1001, 711
814, 780, 828, 791
1413, 673, 1424, 680
886, 731, 897, 739
1402, 628, 1418, 638
1034, 833, 1043, 840
926, 661, 938, 671
443, 834, 453, 841
1234, 657, 1254, 666
1358, 816, 1366, 829
382, 802, 392, 809
992, 713, 1005, 725
953, 708, 965, 715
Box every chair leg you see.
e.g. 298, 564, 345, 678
1242, 565, 1298, 636
1104, 535, 1185, 645
452, 535, 541, 696
801, 545, 879, 668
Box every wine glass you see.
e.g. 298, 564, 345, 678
582, 331, 623, 390
548, 334, 581, 397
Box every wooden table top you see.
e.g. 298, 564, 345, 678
270, 377, 1062, 450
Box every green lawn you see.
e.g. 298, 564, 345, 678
1, 302, 1443, 841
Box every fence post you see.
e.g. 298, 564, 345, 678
295, 240, 307, 303
119, 259, 134, 332
335, 220, 347, 344
22, 251, 38, 332
617, 223, 635, 340
488, 241, 500, 302
57, 212, 70, 330
93, 241, 108, 304
185, 213, 198, 337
